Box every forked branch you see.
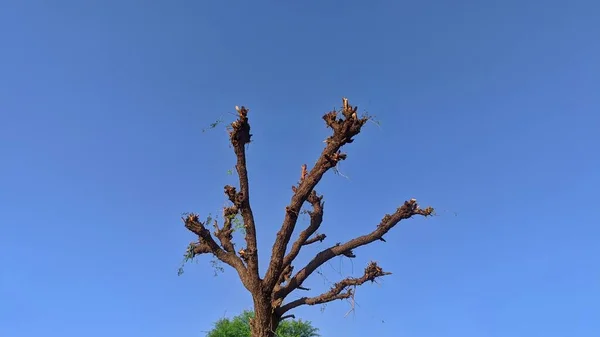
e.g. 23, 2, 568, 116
276, 199, 433, 300
276, 261, 391, 314
282, 189, 325, 271
212, 203, 239, 253
183, 214, 248, 282
264, 99, 367, 290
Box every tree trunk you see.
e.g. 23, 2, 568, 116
250, 294, 279, 337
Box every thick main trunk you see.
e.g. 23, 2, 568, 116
250, 295, 279, 337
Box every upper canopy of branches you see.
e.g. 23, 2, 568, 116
182, 98, 434, 318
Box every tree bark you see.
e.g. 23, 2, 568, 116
250, 292, 279, 337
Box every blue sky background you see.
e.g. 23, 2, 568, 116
1, 1, 599, 336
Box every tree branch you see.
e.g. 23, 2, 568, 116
183, 213, 248, 283
273, 264, 293, 296
228, 106, 260, 281
280, 314, 295, 321
264, 98, 367, 290
281, 189, 324, 271
277, 261, 391, 314
303, 234, 326, 246
276, 199, 433, 299
212, 205, 238, 253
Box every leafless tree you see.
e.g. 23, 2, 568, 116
181, 98, 434, 337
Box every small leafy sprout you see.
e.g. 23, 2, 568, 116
177, 242, 197, 276
177, 214, 214, 276
232, 214, 245, 234
202, 119, 224, 133
226, 212, 245, 234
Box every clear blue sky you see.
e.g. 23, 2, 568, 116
1, 1, 599, 336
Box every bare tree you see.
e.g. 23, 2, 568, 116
181, 98, 434, 337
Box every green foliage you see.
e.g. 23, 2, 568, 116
206, 311, 252, 337
223, 210, 245, 235
202, 119, 224, 132
276, 318, 320, 337
177, 241, 196, 276
231, 214, 245, 234
206, 311, 320, 337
